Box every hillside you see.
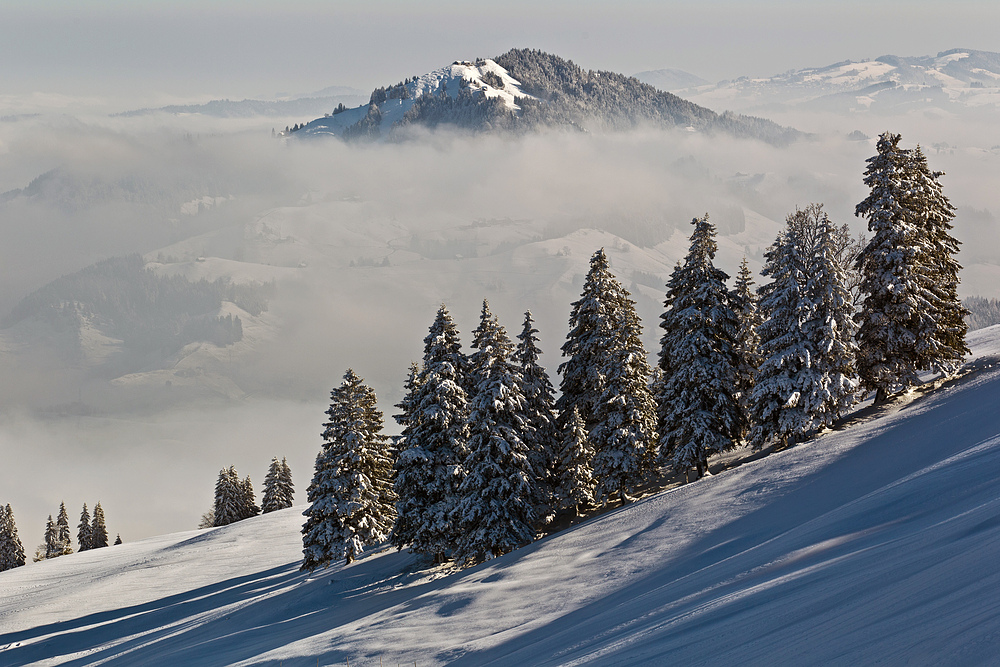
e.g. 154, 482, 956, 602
680, 48, 1000, 117
296, 49, 799, 145
2, 327, 999, 666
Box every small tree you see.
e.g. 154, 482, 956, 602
0, 504, 26, 571
114, 534, 123, 546
514, 310, 559, 517
91, 503, 109, 549
262, 457, 295, 513
302, 369, 396, 569
77, 503, 92, 552
214, 466, 243, 526
239, 476, 260, 520
55, 502, 73, 556
552, 407, 595, 516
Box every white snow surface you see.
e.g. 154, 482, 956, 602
3, 328, 1000, 666
299, 59, 532, 138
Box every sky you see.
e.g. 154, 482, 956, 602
3, 1, 1000, 104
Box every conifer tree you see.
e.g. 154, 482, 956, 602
514, 310, 559, 513
77, 503, 92, 552
591, 282, 658, 506
391, 306, 470, 562
854, 132, 934, 403
657, 216, 744, 478
38, 515, 59, 561
0, 504, 26, 571
804, 210, 860, 427
454, 305, 538, 562
91, 503, 109, 549
239, 476, 260, 520
114, 534, 123, 545
748, 226, 817, 450
302, 369, 396, 569
55, 502, 73, 556
214, 466, 243, 526
905, 145, 969, 376
262, 457, 295, 513
731, 257, 762, 439
557, 249, 628, 431
552, 407, 595, 516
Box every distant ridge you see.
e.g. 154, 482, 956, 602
295, 48, 800, 146
634, 68, 710, 91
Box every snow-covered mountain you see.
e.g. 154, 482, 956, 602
3, 326, 1000, 665
295, 49, 798, 145
680, 48, 1000, 116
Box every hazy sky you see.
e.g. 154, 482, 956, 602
4, 1, 1000, 104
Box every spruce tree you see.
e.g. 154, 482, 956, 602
905, 145, 969, 376
854, 132, 934, 402
214, 466, 242, 526
91, 503, 109, 549
239, 476, 260, 520
55, 502, 73, 556
302, 369, 396, 569
262, 457, 295, 513
557, 249, 628, 431
391, 306, 470, 562
731, 257, 762, 440
657, 216, 744, 478
77, 503, 92, 552
552, 407, 595, 516
804, 210, 860, 427
114, 534, 122, 545
748, 226, 817, 450
590, 282, 657, 506
454, 305, 538, 562
0, 504, 26, 571
514, 310, 559, 515
40, 515, 59, 561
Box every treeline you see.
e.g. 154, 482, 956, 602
3, 255, 273, 355
964, 296, 1000, 330
299, 132, 968, 569
202, 457, 294, 529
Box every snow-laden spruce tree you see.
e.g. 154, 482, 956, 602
0, 504, 26, 571
239, 476, 260, 520
803, 209, 860, 428
905, 145, 969, 376
55, 502, 73, 556
731, 257, 762, 440
854, 132, 938, 403
454, 303, 538, 562
553, 407, 595, 516
91, 502, 109, 549
748, 225, 820, 450
557, 248, 629, 431
77, 503, 92, 552
391, 306, 470, 562
514, 310, 558, 514
262, 457, 295, 513
213, 466, 243, 526
590, 282, 658, 506
657, 216, 744, 479
36, 515, 59, 561
114, 534, 122, 545
302, 369, 396, 569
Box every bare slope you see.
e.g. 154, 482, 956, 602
3, 328, 1000, 666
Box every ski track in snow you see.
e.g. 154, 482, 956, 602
3, 329, 1000, 666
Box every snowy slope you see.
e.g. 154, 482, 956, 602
298, 59, 533, 138
682, 48, 1000, 115
3, 328, 1000, 666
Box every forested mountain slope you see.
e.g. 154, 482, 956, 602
2, 326, 999, 666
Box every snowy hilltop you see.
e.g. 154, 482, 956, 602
291, 49, 799, 145
672, 48, 1000, 117
2, 325, 999, 665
